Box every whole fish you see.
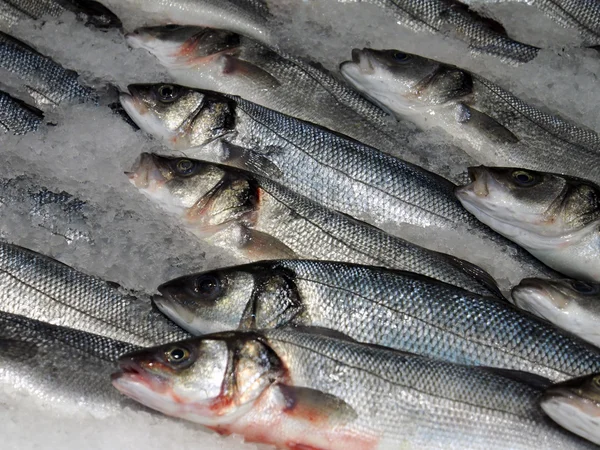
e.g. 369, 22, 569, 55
155, 259, 600, 381
0, 175, 90, 242
97, 0, 272, 45
120, 84, 557, 289
112, 328, 594, 449
0, 310, 139, 417
0, 31, 96, 107
456, 166, 600, 282
0, 0, 121, 30
340, 48, 600, 185
338, 0, 539, 63
128, 153, 500, 297
0, 90, 42, 134
0, 241, 190, 346
125, 26, 409, 156
512, 278, 600, 348
541, 373, 600, 446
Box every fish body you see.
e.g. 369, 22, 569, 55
0, 310, 139, 417
340, 49, 600, 185
0, 90, 42, 134
112, 328, 594, 449
121, 84, 557, 289
0, 0, 121, 29
541, 373, 600, 446
156, 259, 600, 381
512, 278, 600, 348
338, 0, 539, 63
0, 241, 190, 346
0, 31, 96, 107
125, 26, 408, 156
128, 154, 500, 297
456, 166, 600, 282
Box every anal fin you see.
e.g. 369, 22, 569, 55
455, 103, 519, 144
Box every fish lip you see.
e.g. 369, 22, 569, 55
458, 166, 489, 198
351, 48, 362, 64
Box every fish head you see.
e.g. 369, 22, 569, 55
512, 277, 600, 316
126, 26, 240, 67
456, 166, 600, 238
120, 84, 236, 149
155, 263, 304, 335
340, 48, 471, 114
128, 154, 258, 235
111, 332, 284, 426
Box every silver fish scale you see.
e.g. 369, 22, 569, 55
0, 32, 96, 106
0, 0, 64, 28
265, 329, 594, 449
254, 175, 499, 296
0, 90, 41, 134
0, 241, 191, 346
531, 0, 600, 44
268, 260, 600, 381
340, 0, 539, 63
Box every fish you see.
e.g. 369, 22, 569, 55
128, 153, 500, 297
124, 26, 409, 156
512, 278, 600, 348
0, 241, 191, 346
0, 0, 122, 30
0, 31, 96, 107
111, 327, 595, 449
0, 89, 42, 134
338, 0, 539, 63
0, 175, 91, 243
0, 310, 139, 417
456, 166, 600, 282
155, 259, 600, 381
541, 373, 600, 446
120, 84, 558, 290
97, 0, 273, 45
339, 48, 600, 186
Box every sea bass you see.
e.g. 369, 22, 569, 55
0, 0, 121, 30
128, 154, 500, 297
112, 328, 594, 449
0, 310, 139, 417
120, 84, 557, 289
125, 25, 409, 156
0, 90, 42, 134
512, 278, 600, 348
0, 31, 96, 106
340, 49, 600, 185
0, 241, 190, 346
338, 0, 539, 63
155, 259, 600, 381
456, 166, 600, 282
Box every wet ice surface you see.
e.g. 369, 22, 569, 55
0, 2, 599, 448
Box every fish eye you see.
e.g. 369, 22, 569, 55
570, 280, 599, 295
193, 275, 222, 301
165, 346, 190, 364
593, 375, 600, 389
393, 52, 410, 62
164, 25, 183, 30
511, 170, 539, 187
174, 159, 197, 176
156, 84, 181, 103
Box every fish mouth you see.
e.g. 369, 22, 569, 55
512, 279, 569, 311
124, 31, 148, 49
456, 166, 490, 198
351, 48, 375, 74
153, 292, 197, 327
126, 153, 166, 190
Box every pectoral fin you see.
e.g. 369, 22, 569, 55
222, 56, 281, 90
240, 228, 297, 260
455, 103, 519, 144
223, 142, 283, 179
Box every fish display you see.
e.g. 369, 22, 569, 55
541, 373, 600, 445
0, 89, 42, 134
125, 26, 409, 157
0, 31, 96, 106
0, 241, 190, 346
112, 327, 595, 449
155, 259, 600, 381
120, 84, 558, 288
0, 0, 121, 30
128, 153, 500, 297
512, 278, 600, 348
456, 166, 600, 283
340, 48, 600, 185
